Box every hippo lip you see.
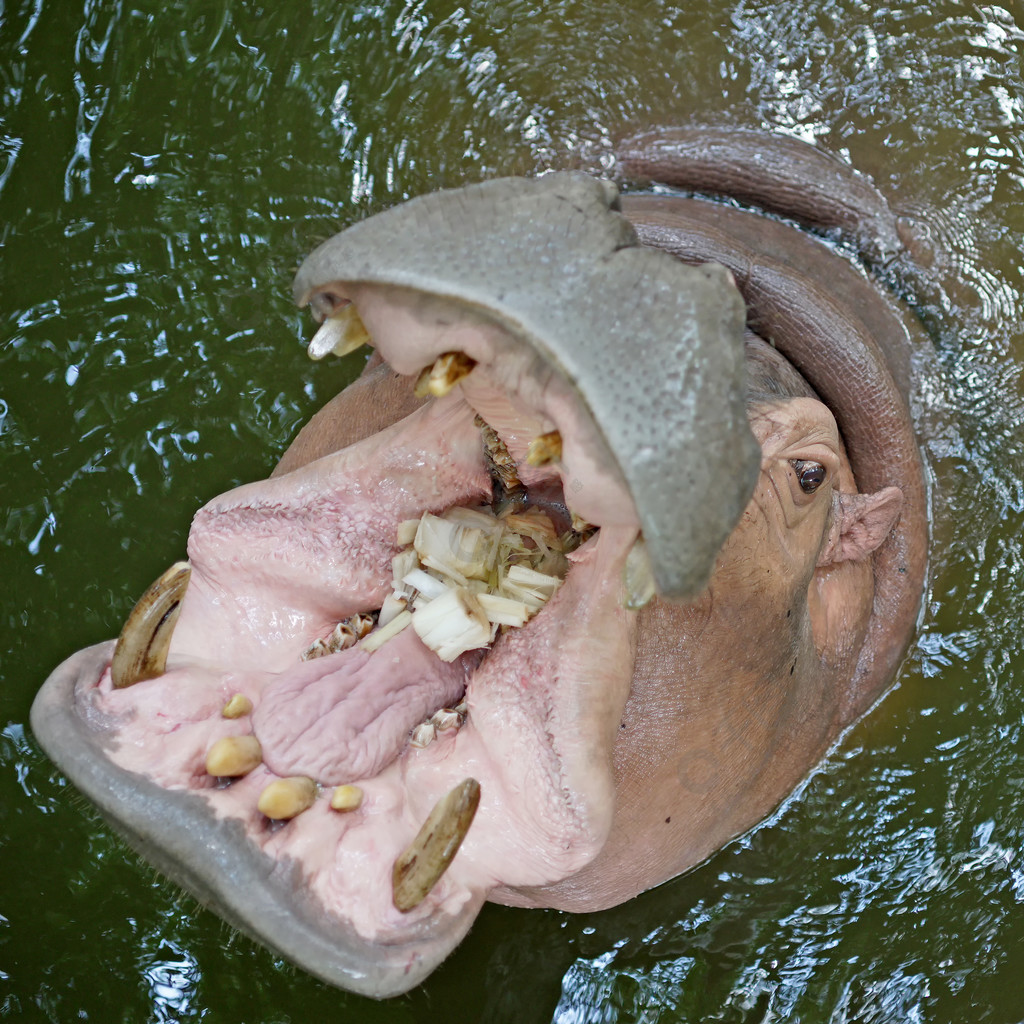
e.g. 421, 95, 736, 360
31, 173, 761, 998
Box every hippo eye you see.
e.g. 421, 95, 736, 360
791, 459, 826, 494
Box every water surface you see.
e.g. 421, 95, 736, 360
2, 1, 1023, 1021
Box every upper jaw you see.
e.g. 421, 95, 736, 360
293, 171, 761, 602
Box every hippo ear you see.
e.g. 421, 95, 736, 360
818, 486, 904, 566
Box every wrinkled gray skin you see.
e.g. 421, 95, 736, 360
32, 130, 929, 998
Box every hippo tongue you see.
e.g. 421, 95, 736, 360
252, 628, 474, 785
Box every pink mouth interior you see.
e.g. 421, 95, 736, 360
83, 341, 642, 946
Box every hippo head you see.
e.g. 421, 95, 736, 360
32, 148, 927, 998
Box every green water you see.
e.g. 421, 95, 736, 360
2, 1, 1023, 1020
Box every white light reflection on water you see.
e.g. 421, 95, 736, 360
139, 939, 202, 1022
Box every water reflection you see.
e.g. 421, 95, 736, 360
2, 0, 1024, 1020
139, 938, 201, 1021
555, 950, 698, 1024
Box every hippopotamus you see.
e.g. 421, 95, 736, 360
31, 128, 929, 999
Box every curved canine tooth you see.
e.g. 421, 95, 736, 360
392, 778, 481, 913
307, 304, 371, 361
413, 351, 477, 398
110, 561, 191, 688
258, 776, 317, 819
205, 735, 262, 777
526, 429, 563, 467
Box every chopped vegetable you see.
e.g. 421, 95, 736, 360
378, 592, 408, 627
395, 519, 421, 547
360, 501, 578, 659
477, 592, 531, 627
411, 587, 492, 662
360, 609, 413, 653
402, 568, 451, 601
414, 513, 502, 581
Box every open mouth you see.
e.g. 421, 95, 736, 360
31, 172, 761, 998
92, 371, 645, 960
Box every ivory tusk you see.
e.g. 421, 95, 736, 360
307, 304, 371, 361
110, 561, 191, 688
622, 536, 656, 610
392, 777, 480, 912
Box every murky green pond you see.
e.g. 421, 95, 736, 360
2, 1, 1023, 1021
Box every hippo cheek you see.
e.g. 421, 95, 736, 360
31, 173, 761, 999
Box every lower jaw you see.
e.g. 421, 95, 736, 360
66, 390, 642, 950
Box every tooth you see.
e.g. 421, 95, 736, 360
476, 414, 527, 512
307, 304, 370, 361
570, 512, 594, 534
526, 430, 563, 467
258, 776, 317, 819
623, 536, 656, 610
300, 638, 329, 661
221, 693, 253, 719
110, 561, 191, 688
302, 612, 377, 661
392, 777, 481, 912
205, 735, 262, 777
332, 613, 375, 649
431, 708, 463, 731
410, 721, 437, 748
413, 351, 476, 398
330, 784, 364, 812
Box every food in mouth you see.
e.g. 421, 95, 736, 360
161, 409, 598, 856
